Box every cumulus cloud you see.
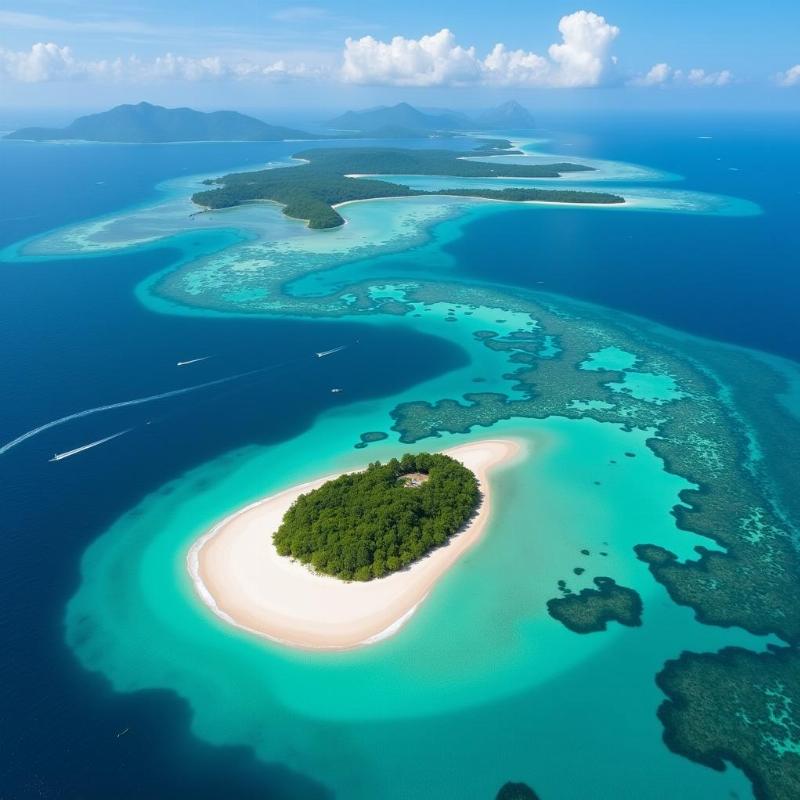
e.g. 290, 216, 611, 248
342, 29, 481, 87
0, 42, 117, 82
546, 10, 620, 87
482, 44, 549, 87
630, 63, 733, 87
686, 68, 733, 87
342, 11, 620, 88
631, 62, 672, 87
776, 64, 800, 87
0, 42, 321, 83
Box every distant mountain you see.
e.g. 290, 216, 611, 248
328, 102, 472, 133
474, 100, 535, 129
358, 124, 456, 140
328, 101, 534, 134
5, 102, 315, 143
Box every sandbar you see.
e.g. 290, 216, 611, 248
188, 438, 524, 650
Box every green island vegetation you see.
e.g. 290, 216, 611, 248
273, 452, 480, 581
657, 646, 800, 800
495, 782, 540, 800
546, 577, 643, 633
289, 145, 592, 177
191, 143, 622, 229
354, 431, 389, 449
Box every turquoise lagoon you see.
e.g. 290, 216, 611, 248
9, 134, 796, 799
65, 301, 765, 798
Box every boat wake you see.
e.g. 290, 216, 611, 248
2, 341, 359, 458
0, 366, 274, 457
315, 345, 347, 358
49, 429, 132, 462
177, 356, 211, 367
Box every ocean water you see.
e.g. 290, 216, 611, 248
1, 113, 798, 799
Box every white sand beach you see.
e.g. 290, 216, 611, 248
188, 438, 524, 650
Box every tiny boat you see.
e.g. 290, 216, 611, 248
50, 429, 131, 462
315, 345, 346, 358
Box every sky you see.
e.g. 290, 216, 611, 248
1, 1, 799, 121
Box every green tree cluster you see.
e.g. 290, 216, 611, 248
192, 143, 621, 229
273, 453, 480, 581
193, 167, 419, 229
291, 146, 594, 178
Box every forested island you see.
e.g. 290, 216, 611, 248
192, 142, 623, 228
273, 452, 480, 581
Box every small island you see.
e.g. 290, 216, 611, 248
188, 439, 522, 649
192, 142, 624, 229
546, 577, 643, 634
274, 452, 480, 581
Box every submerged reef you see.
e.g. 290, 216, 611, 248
495, 782, 540, 800
546, 577, 643, 633
354, 431, 389, 449
657, 647, 800, 800
385, 283, 800, 643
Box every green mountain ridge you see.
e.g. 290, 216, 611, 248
329, 102, 472, 133
328, 101, 535, 133
5, 102, 316, 143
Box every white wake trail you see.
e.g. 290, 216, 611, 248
177, 356, 212, 367
0, 366, 270, 457
49, 428, 132, 462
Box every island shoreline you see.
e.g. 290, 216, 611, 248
187, 438, 525, 651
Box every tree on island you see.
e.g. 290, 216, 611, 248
192, 143, 622, 230
273, 453, 480, 581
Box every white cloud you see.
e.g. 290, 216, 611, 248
631, 62, 672, 86
631, 63, 734, 88
148, 54, 228, 81
776, 64, 800, 87
342, 29, 481, 87
342, 11, 620, 88
0, 42, 75, 82
0, 42, 322, 83
546, 10, 619, 87
482, 44, 549, 87
0, 42, 117, 82
686, 67, 733, 87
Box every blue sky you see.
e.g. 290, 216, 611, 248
1, 1, 799, 116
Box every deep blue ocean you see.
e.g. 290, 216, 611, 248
453, 113, 800, 360
0, 112, 797, 798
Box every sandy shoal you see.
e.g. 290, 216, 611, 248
188, 438, 524, 650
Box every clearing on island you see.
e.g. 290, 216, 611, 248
273, 452, 480, 581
